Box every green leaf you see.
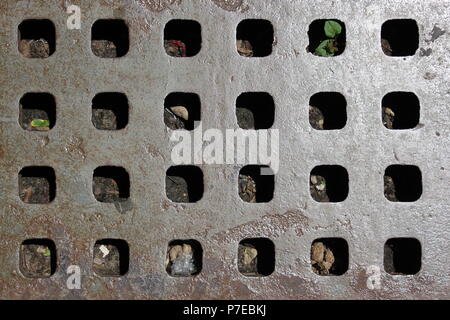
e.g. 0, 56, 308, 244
315, 40, 334, 56
31, 119, 50, 128
43, 248, 51, 257
324, 20, 342, 38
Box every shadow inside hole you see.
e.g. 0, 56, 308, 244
239, 165, 274, 202
166, 239, 203, 276
239, 238, 275, 276
20, 239, 57, 278
164, 92, 201, 130
91, 19, 129, 57
382, 92, 420, 129
309, 92, 347, 129
310, 165, 348, 202
18, 19, 56, 56
384, 238, 421, 275
312, 238, 348, 275
236, 19, 274, 57
308, 19, 346, 56
93, 166, 130, 202
19, 166, 56, 203
19, 93, 56, 130
166, 166, 204, 203
92, 93, 129, 130
236, 92, 275, 129
384, 165, 422, 202
94, 239, 129, 276
381, 19, 419, 56
164, 19, 201, 57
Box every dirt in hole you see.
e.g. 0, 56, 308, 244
165, 243, 199, 276
92, 40, 117, 58
165, 176, 189, 202
236, 107, 255, 129
238, 243, 259, 276
311, 242, 335, 275
309, 105, 325, 129
93, 243, 122, 276
238, 174, 256, 202
237, 39, 253, 57
164, 40, 186, 57
20, 107, 51, 131
19, 39, 50, 58
382, 106, 395, 129
20, 243, 53, 278
164, 106, 189, 130
19, 177, 52, 203
381, 38, 393, 56
310, 174, 329, 202
92, 108, 117, 129
93, 176, 128, 203
384, 175, 397, 201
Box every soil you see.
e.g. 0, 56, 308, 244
20, 107, 50, 131
382, 107, 395, 129
20, 244, 53, 278
384, 175, 397, 201
238, 243, 259, 276
381, 38, 393, 56
93, 244, 121, 276
19, 176, 51, 203
164, 40, 186, 57
93, 176, 128, 203
166, 243, 198, 276
311, 242, 335, 275
238, 174, 256, 203
164, 108, 186, 130
92, 108, 118, 130
165, 175, 189, 202
91, 40, 117, 58
236, 107, 255, 129
237, 40, 253, 57
19, 39, 50, 58
310, 174, 329, 202
309, 105, 325, 130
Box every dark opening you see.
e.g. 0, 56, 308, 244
309, 92, 347, 130
311, 238, 348, 276
308, 19, 346, 56
92, 92, 129, 130
166, 239, 203, 277
310, 165, 348, 202
20, 239, 57, 278
238, 238, 275, 276
384, 238, 421, 275
382, 92, 420, 129
381, 19, 419, 56
93, 239, 129, 276
19, 166, 56, 203
91, 19, 129, 58
18, 19, 56, 58
164, 19, 201, 57
164, 92, 201, 130
93, 166, 130, 202
236, 19, 273, 57
239, 165, 274, 203
19, 93, 56, 131
236, 92, 275, 129
166, 166, 204, 203
384, 165, 422, 202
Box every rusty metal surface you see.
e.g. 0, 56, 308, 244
0, 0, 449, 299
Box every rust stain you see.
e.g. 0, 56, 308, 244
135, 0, 182, 12
64, 136, 86, 160
211, 0, 248, 12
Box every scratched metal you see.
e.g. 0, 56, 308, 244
0, 0, 449, 299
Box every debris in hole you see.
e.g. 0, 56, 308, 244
93, 176, 127, 203
166, 244, 197, 276
30, 119, 50, 131
313, 20, 343, 57
166, 175, 189, 202
170, 106, 189, 121
382, 107, 395, 129
92, 109, 118, 130
20, 244, 52, 277
310, 175, 329, 202
381, 38, 393, 56
164, 108, 186, 130
93, 244, 121, 276
236, 107, 255, 129
20, 106, 51, 131
309, 105, 324, 129
239, 174, 256, 203
238, 243, 258, 276
384, 175, 397, 201
19, 177, 51, 203
19, 39, 50, 58
237, 39, 253, 57
91, 40, 117, 58
164, 40, 186, 57
311, 242, 335, 275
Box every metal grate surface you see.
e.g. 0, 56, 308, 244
0, 0, 449, 299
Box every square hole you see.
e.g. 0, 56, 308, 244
236, 19, 274, 57
239, 165, 274, 203
19, 166, 56, 204
308, 19, 346, 57
311, 238, 348, 276
382, 92, 420, 129
384, 165, 422, 202
310, 165, 348, 202
381, 19, 419, 56
238, 238, 275, 277
18, 19, 55, 58
91, 19, 129, 58
93, 166, 130, 203
20, 239, 56, 278
236, 92, 275, 129
164, 19, 201, 57
93, 239, 129, 276
309, 92, 347, 130
384, 238, 421, 275
19, 93, 56, 131
164, 92, 201, 130
166, 239, 202, 277
92, 92, 129, 130
166, 166, 204, 203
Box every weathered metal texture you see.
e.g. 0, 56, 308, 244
0, 0, 449, 299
